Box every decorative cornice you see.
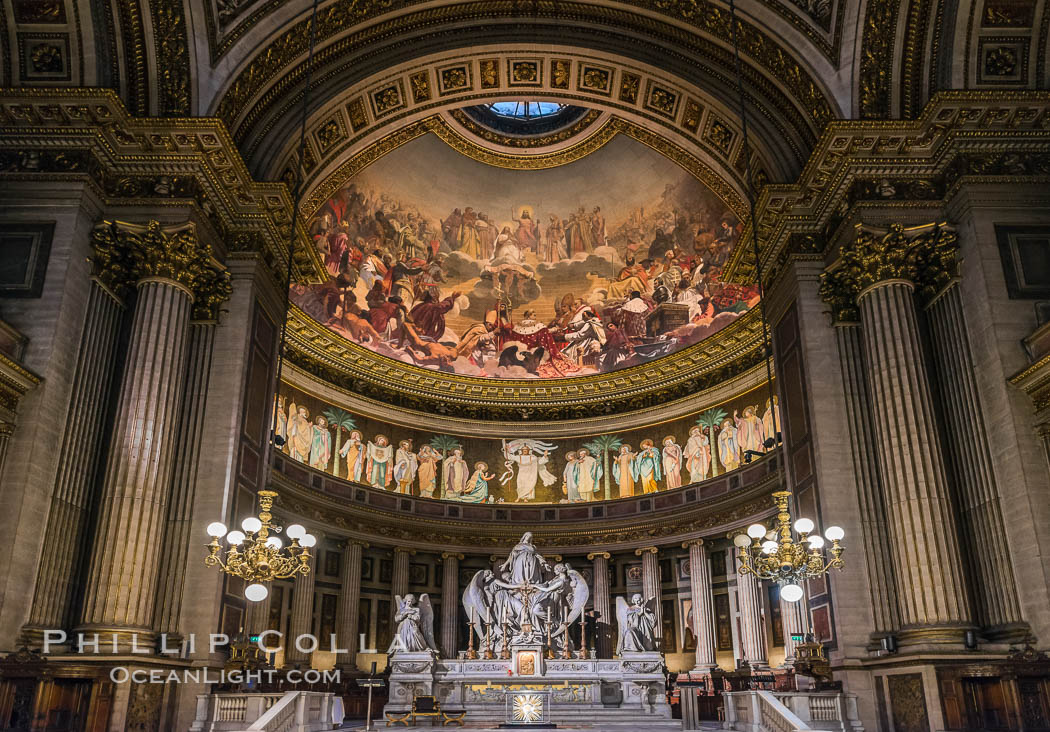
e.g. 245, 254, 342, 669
1010, 350, 1050, 414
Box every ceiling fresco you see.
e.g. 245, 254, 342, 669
291, 130, 758, 380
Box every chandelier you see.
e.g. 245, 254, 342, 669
733, 490, 844, 602
205, 489, 316, 601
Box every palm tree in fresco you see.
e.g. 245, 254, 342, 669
322, 407, 356, 478
429, 435, 462, 495
696, 408, 727, 477
583, 434, 623, 501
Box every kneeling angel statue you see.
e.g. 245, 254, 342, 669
615, 593, 659, 653
388, 593, 438, 654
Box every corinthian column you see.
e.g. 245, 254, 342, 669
77, 222, 230, 650
440, 552, 463, 656
919, 237, 1023, 637
338, 540, 367, 667
735, 557, 767, 667
635, 547, 662, 641
24, 249, 127, 641
683, 540, 717, 670
285, 550, 317, 667
830, 223, 972, 647
587, 552, 611, 657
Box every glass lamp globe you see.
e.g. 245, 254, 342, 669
781, 584, 804, 602
747, 523, 767, 539
761, 540, 778, 555
266, 536, 283, 550
286, 524, 306, 540
793, 518, 815, 534
241, 517, 263, 534
301, 534, 317, 548
206, 522, 227, 538
808, 535, 825, 549
733, 534, 751, 548
825, 526, 845, 541
226, 530, 245, 545
245, 583, 269, 602
765, 530, 777, 541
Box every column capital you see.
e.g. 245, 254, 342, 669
441, 552, 464, 561
489, 554, 504, 563
635, 546, 659, 556
344, 538, 370, 550
681, 539, 705, 550
394, 547, 416, 556
587, 552, 611, 561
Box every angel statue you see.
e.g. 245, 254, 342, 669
615, 594, 658, 654
388, 593, 438, 654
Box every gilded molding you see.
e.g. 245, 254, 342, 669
448, 107, 603, 150
149, 0, 190, 115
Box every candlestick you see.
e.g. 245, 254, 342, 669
545, 613, 555, 659
483, 621, 494, 660
467, 607, 478, 659
500, 614, 511, 660
578, 611, 588, 659
560, 619, 572, 660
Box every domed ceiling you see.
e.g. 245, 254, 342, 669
293, 109, 757, 380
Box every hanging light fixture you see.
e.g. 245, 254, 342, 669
204, 0, 322, 602
724, 0, 844, 600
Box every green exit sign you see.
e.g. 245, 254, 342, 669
790, 634, 804, 642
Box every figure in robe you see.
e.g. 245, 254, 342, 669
457, 207, 484, 259
615, 594, 658, 653
562, 452, 581, 502
661, 436, 683, 490
612, 444, 637, 498
416, 445, 440, 498
388, 593, 437, 653
762, 396, 780, 446
718, 419, 740, 471
575, 447, 602, 501
618, 291, 652, 339
393, 440, 419, 494
339, 430, 366, 482
309, 416, 332, 470
409, 291, 458, 340
590, 206, 607, 247
500, 532, 550, 585
543, 215, 567, 262
632, 439, 663, 494
684, 426, 711, 483
366, 435, 394, 489
734, 406, 765, 455
274, 396, 288, 453
443, 448, 469, 497
515, 210, 540, 252
461, 462, 494, 503
286, 406, 313, 463
561, 313, 606, 365
505, 444, 557, 502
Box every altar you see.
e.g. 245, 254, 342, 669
382, 534, 674, 728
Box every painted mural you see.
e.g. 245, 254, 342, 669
293, 134, 758, 379
275, 383, 780, 504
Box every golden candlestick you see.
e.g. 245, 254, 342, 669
483, 621, 494, 660
578, 612, 588, 659
545, 616, 555, 659
466, 609, 478, 659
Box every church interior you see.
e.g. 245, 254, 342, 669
0, 0, 1049, 730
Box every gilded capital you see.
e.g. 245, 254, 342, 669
587, 551, 611, 561
346, 539, 370, 550
89, 222, 136, 299
394, 547, 416, 556
635, 546, 659, 556
840, 224, 922, 294
914, 225, 960, 304
441, 552, 464, 561
817, 266, 860, 325
681, 539, 705, 550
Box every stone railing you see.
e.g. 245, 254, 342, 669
723, 691, 865, 732
190, 691, 340, 732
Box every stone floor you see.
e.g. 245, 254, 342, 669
338, 720, 723, 730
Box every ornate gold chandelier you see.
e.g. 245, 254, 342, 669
205, 490, 316, 601
733, 490, 844, 602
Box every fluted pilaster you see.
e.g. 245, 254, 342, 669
859, 280, 971, 642
735, 559, 767, 667
587, 552, 611, 657
440, 552, 463, 656
0, 424, 10, 481
285, 552, 316, 666
78, 279, 193, 644
244, 588, 272, 638
25, 281, 124, 637
635, 547, 662, 640
925, 283, 1023, 634
684, 540, 717, 670
153, 322, 216, 638
779, 590, 810, 665
833, 323, 900, 636
392, 548, 414, 623
338, 540, 367, 667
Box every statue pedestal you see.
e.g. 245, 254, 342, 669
386, 650, 438, 711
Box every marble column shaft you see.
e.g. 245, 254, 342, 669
925, 284, 1023, 630
244, 589, 272, 638
153, 322, 216, 638
587, 552, 611, 658
636, 547, 662, 638
0, 425, 10, 483
735, 560, 767, 667
392, 549, 413, 622
338, 540, 366, 666
79, 279, 193, 639
779, 591, 810, 664
285, 552, 316, 665
834, 323, 900, 635
859, 281, 971, 637
440, 552, 462, 656
27, 281, 124, 633
684, 541, 717, 669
